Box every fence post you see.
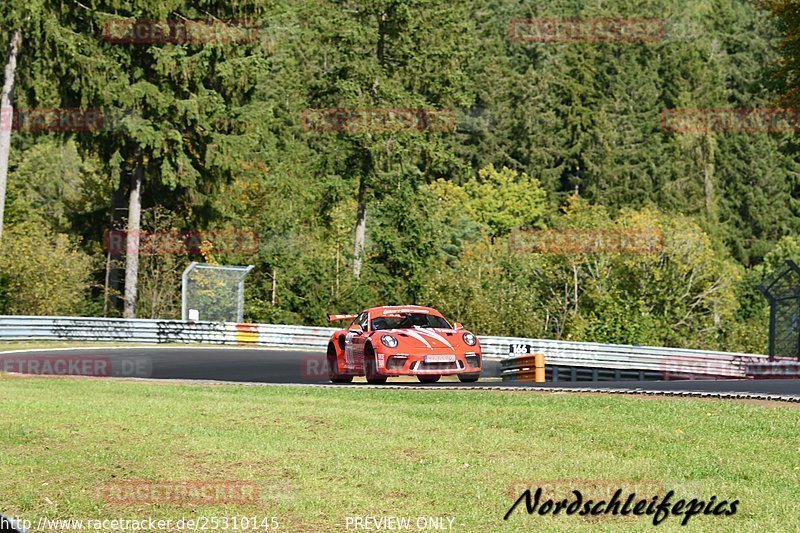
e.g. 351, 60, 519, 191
534, 352, 545, 383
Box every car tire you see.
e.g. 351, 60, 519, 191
328, 343, 353, 384
364, 345, 387, 384
457, 373, 480, 383
417, 375, 441, 383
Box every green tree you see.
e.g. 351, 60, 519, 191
0, 221, 92, 315
766, 0, 800, 106
463, 164, 546, 237
302, 0, 477, 278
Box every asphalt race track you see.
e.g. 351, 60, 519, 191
2, 346, 799, 399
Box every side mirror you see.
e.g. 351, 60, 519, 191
454, 322, 463, 330
350, 324, 363, 334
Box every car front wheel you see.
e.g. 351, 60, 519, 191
364, 346, 387, 384
457, 373, 480, 383
327, 344, 353, 384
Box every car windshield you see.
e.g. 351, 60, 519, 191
371, 313, 451, 331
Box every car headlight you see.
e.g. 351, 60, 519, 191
381, 334, 398, 348
463, 332, 476, 346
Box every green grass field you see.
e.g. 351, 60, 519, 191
0, 375, 798, 532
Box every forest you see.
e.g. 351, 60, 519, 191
1, 0, 800, 354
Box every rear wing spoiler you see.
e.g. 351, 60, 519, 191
327, 314, 357, 323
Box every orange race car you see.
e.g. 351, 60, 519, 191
326, 305, 482, 384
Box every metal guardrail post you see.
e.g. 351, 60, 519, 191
534, 352, 545, 382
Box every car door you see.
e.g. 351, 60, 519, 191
344, 311, 369, 367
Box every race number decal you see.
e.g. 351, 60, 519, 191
509, 343, 531, 355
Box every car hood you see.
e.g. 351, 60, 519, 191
377, 328, 473, 351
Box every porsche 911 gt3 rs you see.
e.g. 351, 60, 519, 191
326, 305, 481, 384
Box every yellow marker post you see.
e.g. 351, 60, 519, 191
534, 352, 545, 383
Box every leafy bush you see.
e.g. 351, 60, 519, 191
0, 222, 92, 315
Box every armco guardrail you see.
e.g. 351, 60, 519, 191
0, 315, 769, 379
484, 337, 769, 380
0, 315, 337, 349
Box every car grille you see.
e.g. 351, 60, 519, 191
386, 355, 407, 370
415, 360, 463, 372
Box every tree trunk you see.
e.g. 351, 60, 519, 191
104, 175, 128, 315
103, 249, 113, 316
352, 175, 367, 279
335, 244, 340, 297
0, 30, 22, 242
351, 11, 388, 280
123, 157, 143, 318
703, 131, 716, 223
271, 268, 277, 305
